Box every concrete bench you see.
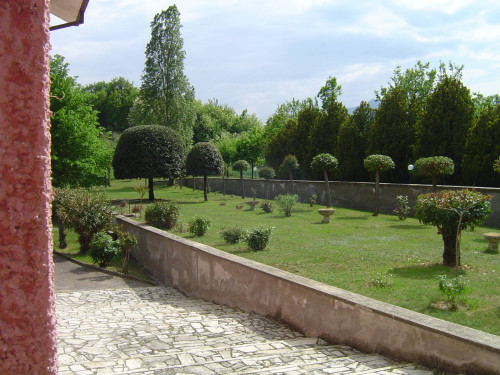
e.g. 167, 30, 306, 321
483, 232, 500, 253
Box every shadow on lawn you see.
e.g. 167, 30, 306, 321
387, 224, 427, 230
389, 263, 456, 279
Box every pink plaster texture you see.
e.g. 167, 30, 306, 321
0, 1, 58, 374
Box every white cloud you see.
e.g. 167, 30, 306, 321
393, 0, 475, 14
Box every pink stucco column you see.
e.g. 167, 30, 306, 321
0, 1, 58, 374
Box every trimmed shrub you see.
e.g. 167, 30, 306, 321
56, 188, 114, 254
414, 189, 492, 266
393, 195, 410, 220
258, 166, 275, 180
88, 231, 121, 268
188, 216, 211, 236
275, 194, 298, 217
260, 200, 274, 213
246, 225, 275, 251
185, 142, 224, 201
144, 202, 180, 230
112, 125, 185, 200
220, 226, 246, 244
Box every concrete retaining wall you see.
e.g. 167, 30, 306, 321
179, 178, 500, 228
117, 215, 500, 374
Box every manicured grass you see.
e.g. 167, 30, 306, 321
52, 225, 153, 282
106, 180, 500, 335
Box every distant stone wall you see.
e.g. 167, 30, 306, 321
179, 178, 500, 228
117, 215, 500, 375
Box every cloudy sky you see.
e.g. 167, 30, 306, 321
50, 0, 500, 121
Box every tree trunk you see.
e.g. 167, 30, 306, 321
265, 179, 269, 200
222, 173, 226, 195
251, 162, 254, 179
432, 175, 437, 192
289, 169, 294, 194
192, 176, 195, 191
203, 174, 208, 201
148, 177, 154, 201
57, 217, 67, 249
373, 170, 380, 216
441, 227, 460, 266
324, 170, 331, 208
240, 171, 245, 198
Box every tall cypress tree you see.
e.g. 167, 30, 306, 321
138, 5, 195, 146
414, 76, 473, 183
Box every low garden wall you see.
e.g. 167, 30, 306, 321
179, 178, 500, 228
117, 215, 500, 374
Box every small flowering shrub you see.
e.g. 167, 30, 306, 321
393, 195, 410, 220
188, 216, 211, 236
145, 202, 180, 230
89, 231, 121, 268
260, 200, 274, 213
309, 194, 317, 207
275, 194, 298, 217
246, 225, 275, 251
436, 275, 467, 310
369, 273, 393, 289
220, 226, 246, 244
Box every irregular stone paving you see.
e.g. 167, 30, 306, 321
56, 287, 433, 375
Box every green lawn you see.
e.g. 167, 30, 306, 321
106, 179, 500, 335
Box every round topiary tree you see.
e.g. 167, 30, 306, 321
363, 154, 395, 216
233, 160, 250, 198
185, 142, 224, 201
113, 125, 185, 201
259, 166, 275, 200
413, 156, 454, 192
281, 155, 299, 194
311, 153, 339, 208
415, 189, 492, 267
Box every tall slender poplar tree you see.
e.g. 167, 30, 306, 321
138, 5, 195, 146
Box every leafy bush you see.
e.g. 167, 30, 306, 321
220, 226, 246, 244
495, 156, 500, 173
393, 195, 410, 220
281, 155, 299, 171
260, 200, 274, 213
144, 202, 180, 230
413, 156, 454, 189
309, 194, 317, 207
436, 275, 467, 310
117, 229, 138, 274
188, 216, 211, 236
88, 231, 121, 268
275, 194, 298, 217
56, 188, 114, 254
246, 225, 275, 251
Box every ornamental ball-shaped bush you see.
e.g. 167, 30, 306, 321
246, 225, 275, 251
281, 155, 299, 170
113, 125, 185, 180
144, 202, 180, 230
310, 153, 338, 173
185, 142, 224, 177
89, 231, 121, 268
363, 154, 395, 172
260, 200, 274, 213
258, 166, 275, 180
233, 160, 250, 172
413, 156, 454, 177
188, 216, 211, 236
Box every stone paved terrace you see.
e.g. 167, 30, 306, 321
56, 284, 435, 374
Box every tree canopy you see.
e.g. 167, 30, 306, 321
49, 55, 113, 188
185, 142, 224, 200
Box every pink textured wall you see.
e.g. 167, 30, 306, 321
0, 1, 57, 374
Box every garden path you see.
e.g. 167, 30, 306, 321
54, 255, 433, 374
